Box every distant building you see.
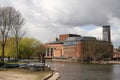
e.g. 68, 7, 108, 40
113, 49, 120, 59
45, 26, 113, 61
103, 25, 111, 42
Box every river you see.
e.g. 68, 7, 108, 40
49, 61, 120, 80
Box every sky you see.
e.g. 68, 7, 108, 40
0, 0, 120, 48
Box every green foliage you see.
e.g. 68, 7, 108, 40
5, 38, 16, 57
19, 37, 45, 59
0, 37, 45, 59
0, 37, 16, 57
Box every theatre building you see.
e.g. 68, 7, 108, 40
45, 26, 113, 61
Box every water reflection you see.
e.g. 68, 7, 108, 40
50, 62, 120, 80
112, 65, 120, 80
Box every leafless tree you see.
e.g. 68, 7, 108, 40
11, 11, 25, 60
0, 6, 24, 63
0, 7, 13, 63
83, 40, 113, 62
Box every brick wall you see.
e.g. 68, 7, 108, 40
45, 44, 63, 58
59, 34, 81, 41
59, 34, 70, 41
64, 46, 76, 58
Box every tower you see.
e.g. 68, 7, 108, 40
103, 25, 111, 42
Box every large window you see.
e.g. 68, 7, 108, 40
45, 48, 54, 56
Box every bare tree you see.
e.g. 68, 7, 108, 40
0, 7, 14, 63
0, 7, 23, 63
11, 11, 25, 60
83, 40, 113, 62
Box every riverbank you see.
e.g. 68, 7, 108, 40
107, 61, 120, 64
52, 58, 81, 62
0, 68, 52, 80
52, 59, 120, 64
91, 60, 120, 64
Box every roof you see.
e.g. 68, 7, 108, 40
48, 36, 97, 46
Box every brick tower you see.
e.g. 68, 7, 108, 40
103, 25, 111, 42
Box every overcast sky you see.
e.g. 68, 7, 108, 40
0, 0, 120, 48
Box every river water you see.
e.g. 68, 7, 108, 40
50, 61, 120, 80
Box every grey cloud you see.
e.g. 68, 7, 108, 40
1, 0, 120, 26
0, 0, 12, 6
0, 0, 120, 47
50, 0, 120, 26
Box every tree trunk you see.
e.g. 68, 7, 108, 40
42, 52, 45, 63
16, 40, 19, 60
1, 43, 5, 64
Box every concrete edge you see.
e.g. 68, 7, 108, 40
43, 70, 61, 80
43, 70, 53, 80
48, 71, 60, 80
56, 72, 60, 80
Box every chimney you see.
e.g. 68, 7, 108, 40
103, 25, 111, 42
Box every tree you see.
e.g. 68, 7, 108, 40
11, 10, 25, 59
0, 37, 16, 57
19, 37, 34, 59
19, 37, 45, 59
4, 37, 16, 57
83, 40, 113, 62
0, 7, 17, 63
35, 43, 45, 63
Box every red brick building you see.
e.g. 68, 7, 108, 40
45, 26, 113, 61
45, 34, 83, 59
